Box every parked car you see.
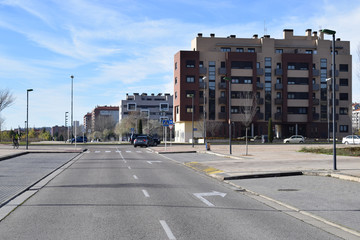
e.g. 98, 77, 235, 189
71, 136, 88, 143
283, 135, 305, 143
342, 135, 360, 145
134, 135, 155, 148
152, 136, 161, 146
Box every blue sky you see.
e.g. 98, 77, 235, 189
0, 0, 359, 130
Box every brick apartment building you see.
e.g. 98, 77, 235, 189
83, 106, 119, 133
174, 29, 352, 142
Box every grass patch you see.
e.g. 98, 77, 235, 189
300, 146, 360, 157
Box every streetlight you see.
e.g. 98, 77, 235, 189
326, 78, 331, 143
70, 75, 74, 139
202, 76, 207, 149
321, 28, 337, 170
26, 89, 33, 149
223, 77, 232, 154
65, 111, 69, 143
192, 93, 194, 148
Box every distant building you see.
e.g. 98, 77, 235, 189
352, 103, 360, 132
174, 29, 352, 142
51, 125, 68, 139
119, 93, 173, 122
83, 113, 92, 133
90, 106, 119, 132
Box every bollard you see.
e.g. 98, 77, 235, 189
206, 142, 211, 151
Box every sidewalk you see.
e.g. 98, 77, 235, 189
151, 143, 360, 182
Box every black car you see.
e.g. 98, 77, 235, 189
129, 133, 139, 144
152, 136, 161, 146
71, 136, 87, 143
134, 135, 155, 148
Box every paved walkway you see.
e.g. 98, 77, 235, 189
151, 143, 360, 182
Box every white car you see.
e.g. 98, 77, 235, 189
283, 135, 305, 143
342, 135, 360, 145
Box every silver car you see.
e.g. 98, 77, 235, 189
283, 135, 305, 143
342, 135, 360, 145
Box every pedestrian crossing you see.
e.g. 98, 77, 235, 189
85, 150, 151, 154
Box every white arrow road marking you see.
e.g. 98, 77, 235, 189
147, 161, 162, 164
142, 189, 150, 198
133, 175, 138, 180
160, 220, 176, 240
193, 191, 227, 207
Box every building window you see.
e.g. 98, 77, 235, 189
221, 47, 231, 52
305, 50, 313, 54
231, 61, 253, 69
231, 77, 252, 84
175, 92, 177, 99
160, 103, 169, 111
221, 106, 225, 112
287, 92, 309, 99
340, 108, 348, 115
186, 91, 195, 98
175, 62, 177, 70
199, 61, 204, 68
287, 77, 309, 85
186, 76, 195, 83
339, 78, 348, 86
175, 77, 177, 84
186, 60, 195, 68
236, 48, 244, 52
248, 48, 255, 52
127, 103, 136, 111
339, 93, 348, 100
288, 62, 308, 70
340, 125, 349, 132
288, 107, 308, 114
231, 106, 240, 113
186, 106, 193, 113
275, 49, 283, 54
339, 64, 348, 72
176, 106, 179, 114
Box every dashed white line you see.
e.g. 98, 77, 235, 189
160, 220, 176, 240
117, 148, 127, 163
126, 150, 131, 153
105, 150, 111, 153
128, 166, 131, 170
133, 175, 138, 180
142, 189, 150, 198
95, 151, 100, 153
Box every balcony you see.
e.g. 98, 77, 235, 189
313, 98, 319, 105
256, 112, 264, 120
199, 82, 206, 89
218, 112, 226, 119
199, 67, 207, 74
218, 82, 227, 89
275, 112, 282, 120
218, 97, 227, 104
256, 82, 264, 90
275, 69, 283, 76
218, 67, 227, 75
256, 98, 264, 105
257, 68, 264, 75
312, 69, 320, 77
275, 83, 283, 90
274, 98, 283, 105
312, 84, 319, 91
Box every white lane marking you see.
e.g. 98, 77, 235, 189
126, 150, 131, 153
128, 166, 131, 170
117, 148, 127, 163
159, 220, 176, 240
142, 189, 150, 198
147, 161, 162, 164
105, 150, 111, 153
193, 191, 227, 207
136, 151, 142, 153
95, 151, 101, 153
133, 175, 138, 180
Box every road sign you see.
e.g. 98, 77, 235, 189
169, 120, 173, 125
162, 120, 169, 126
193, 128, 197, 131
130, 128, 134, 132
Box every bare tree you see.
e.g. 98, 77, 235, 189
0, 89, 15, 112
238, 92, 258, 155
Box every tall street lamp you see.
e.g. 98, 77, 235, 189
326, 78, 332, 143
70, 75, 74, 139
223, 77, 232, 154
202, 76, 207, 149
321, 29, 337, 170
191, 93, 194, 148
26, 89, 33, 149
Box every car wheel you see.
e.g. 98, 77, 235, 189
153, 142, 158, 146
134, 145, 137, 148
285, 141, 289, 143
299, 141, 303, 143
344, 141, 349, 145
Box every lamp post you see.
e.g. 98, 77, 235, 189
26, 89, 33, 149
65, 111, 69, 142
326, 78, 331, 143
70, 75, 74, 139
191, 93, 194, 148
202, 76, 207, 149
223, 77, 232, 154
321, 29, 337, 170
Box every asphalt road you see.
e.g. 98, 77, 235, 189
0, 145, 345, 239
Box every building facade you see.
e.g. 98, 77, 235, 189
174, 29, 352, 142
119, 93, 173, 122
352, 103, 360, 133
89, 106, 119, 132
